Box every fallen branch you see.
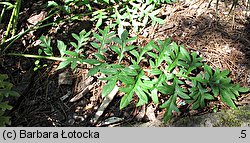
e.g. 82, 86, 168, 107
91, 85, 119, 124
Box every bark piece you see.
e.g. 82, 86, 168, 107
92, 85, 119, 124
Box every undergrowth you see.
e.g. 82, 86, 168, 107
36, 27, 249, 123
0, 0, 249, 126
0, 74, 19, 126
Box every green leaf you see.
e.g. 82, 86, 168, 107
71, 60, 77, 69
192, 100, 200, 110
121, 30, 129, 41
70, 42, 78, 49
126, 37, 137, 43
83, 59, 101, 65
118, 74, 135, 85
47, 1, 58, 7
151, 88, 159, 104
5, 90, 19, 97
64, 50, 78, 57
144, 41, 155, 52
93, 33, 102, 42
160, 94, 179, 123
180, 45, 191, 62
61, 5, 71, 14
110, 45, 121, 55
125, 45, 135, 52
0, 115, 11, 127
204, 93, 214, 100
148, 69, 162, 75
230, 85, 240, 97
211, 85, 219, 96
72, 33, 80, 41
129, 64, 141, 70
120, 91, 133, 109
88, 66, 100, 76
101, 68, 118, 75
238, 86, 249, 93
119, 86, 133, 93
56, 60, 71, 70
0, 101, 12, 110
204, 64, 213, 77
190, 74, 207, 84
0, 2, 14, 9
221, 70, 230, 77
112, 37, 122, 45
167, 56, 179, 72
147, 52, 157, 59
175, 85, 190, 99
130, 50, 140, 59
90, 42, 100, 49
95, 53, 106, 61
0, 74, 8, 81
142, 80, 155, 89
0, 89, 19, 97
96, 17, 103, 28
102, 79, 117, 97
157, 84, 175, 95
57, 40, 67, 57
121, 67, 138, 76
135, 87, 148, 107
220, 89, 237, 109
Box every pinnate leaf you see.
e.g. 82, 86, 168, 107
102, 79, 117, 97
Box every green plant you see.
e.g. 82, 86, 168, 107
202, 64, 249, 109
36, 29, 101, 70
90, 26, 115, 61
110, 30, 137, 63
8, 29, 100, 71
56, 29, 93, 70
4, 1, 249, 124
0, 74, 19, 126
90, 31, 249, 123
0, 0, 21, 42
0, 0, 70, 53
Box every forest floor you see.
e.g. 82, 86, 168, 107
1, 0, 250, 127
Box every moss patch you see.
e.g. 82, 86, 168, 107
170, 104, 250, 127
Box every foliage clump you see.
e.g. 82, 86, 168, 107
0, 74, 19, 126
37, 27, 249, 123
0, 0, 249, 125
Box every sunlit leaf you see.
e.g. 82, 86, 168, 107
160, 94, 179, 123
102, 79, 117, 97
56, 60, 71, 70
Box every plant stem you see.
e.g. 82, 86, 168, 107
1, 11, 58, 53
2, 22, 55, 53
7, 53, 66, 61
118, 42, 125, 64
11, 0, 21, 36
4, 1, 16, 42
0, 5, 7, 24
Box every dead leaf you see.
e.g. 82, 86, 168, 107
27, 11, 47, 25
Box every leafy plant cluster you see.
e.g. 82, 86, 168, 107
0, 0, 175, 53
47, 0, 176, 37
0, 0, 21, 42
37, 27, 249, 123
0, 74, 19, 126
1, 0, 249, 125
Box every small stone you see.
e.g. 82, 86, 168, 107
68, 119, 75, 125
58, 70, 73, 85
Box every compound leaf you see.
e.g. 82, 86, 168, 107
102, 79, 117, 97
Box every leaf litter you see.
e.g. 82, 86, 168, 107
3, 0, 250, 127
